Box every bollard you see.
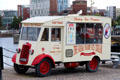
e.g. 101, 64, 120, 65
0, 47, 3, 80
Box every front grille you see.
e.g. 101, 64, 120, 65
19, 43, 31, 64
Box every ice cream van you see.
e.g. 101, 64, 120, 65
12, 15, 111, 77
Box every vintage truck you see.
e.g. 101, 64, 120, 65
12, 15, 111, 76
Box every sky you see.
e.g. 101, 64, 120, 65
0, 0, 120, 10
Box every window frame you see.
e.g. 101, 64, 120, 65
50, 27, 61, 42
66, 22, 103, 45
76, 23, 103, 44
20, 27, 41, 41
40, 28, 49, 41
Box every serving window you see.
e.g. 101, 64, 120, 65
76, 23, 103, 44
76, 23, 85, 44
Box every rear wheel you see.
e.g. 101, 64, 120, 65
14, 63, 29, 74
35, 59, 52, 77
86, 57, 100, 72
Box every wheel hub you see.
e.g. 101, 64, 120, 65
40, 61, 50, 75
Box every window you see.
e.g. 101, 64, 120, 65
94, 24, 103, 43
51, 28, 61, 41
86, 23, 95, 44
41, 28, 49, 41
76, 23, 85, 44
21, 27, 40, 41
21, 27, 27, 40
76, 23, 103, 44
86, 23, 103, 44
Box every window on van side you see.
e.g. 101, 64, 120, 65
86, 23, 103, 44
85, 23, 95, 44
76, 23, 85, 44
76, 23, 103, 44
41, 28, 49, 41
94, 24, 103, 43
51, 28, 61, 41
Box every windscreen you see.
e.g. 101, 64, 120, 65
20, 27, 41, 41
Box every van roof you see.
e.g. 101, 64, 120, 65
22, 16, 64, 24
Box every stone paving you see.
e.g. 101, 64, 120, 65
2, 62, 120, 80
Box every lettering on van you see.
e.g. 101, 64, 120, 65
73, 44, 102, 56
80, 52, 96, 56
50, 45, 61, 53
74, 17, 100, 22
52, 21, 63, 24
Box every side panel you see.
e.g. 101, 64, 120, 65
36, 27, 64, 62
101, 21, 111, 60
63, 18, 111, 62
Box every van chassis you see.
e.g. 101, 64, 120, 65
12, 43, 100, 77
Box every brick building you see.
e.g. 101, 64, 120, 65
18, 5, 30, 20
49, 0, 58, 16
70, 0, 87, 15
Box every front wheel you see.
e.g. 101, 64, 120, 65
14, 63, 29, 74
86, 57, 100, 72
35, 59, 52, 77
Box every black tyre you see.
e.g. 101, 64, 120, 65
86, 57, 100, 72
14, 63, 29, 74
35, 59, 52, 77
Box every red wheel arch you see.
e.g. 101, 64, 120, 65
32, 54, 55, 67
12, 53, 17, 63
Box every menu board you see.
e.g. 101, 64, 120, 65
66, 23, 76, 44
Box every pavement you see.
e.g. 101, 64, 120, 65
2, 62, 120, 80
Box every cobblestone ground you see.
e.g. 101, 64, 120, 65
3, 62, 120, 80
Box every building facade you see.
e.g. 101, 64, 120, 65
2, 10, 17, 27
116, 8, 120, 18
18, 5, 30, 20
87, 7, 107, 16
57, 0, 68, 13
0, 11, 4, 17
0, 11, 2, 16
98, 9, 107, 16
30, 0, 68, 17
107, 6, 116, 20
49, 0, 58, 16
30, 0, 50, 17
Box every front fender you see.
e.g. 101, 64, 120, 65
32, 54, 55, 66
12, 53, 17, 63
